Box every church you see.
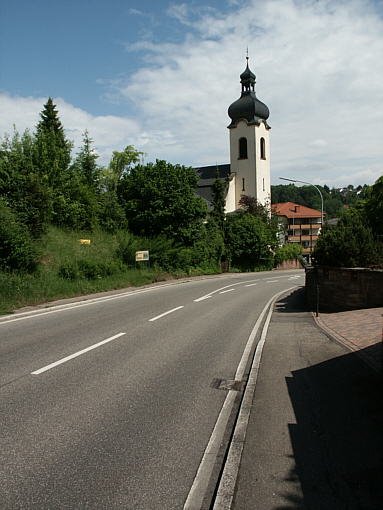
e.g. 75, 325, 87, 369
195, 57, 271, 213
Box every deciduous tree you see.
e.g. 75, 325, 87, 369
119, 159, 207, 244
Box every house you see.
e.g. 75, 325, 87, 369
195, 57, 271, 213
272, 202, 324, 259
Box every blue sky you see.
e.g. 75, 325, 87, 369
1, 0, 383, 187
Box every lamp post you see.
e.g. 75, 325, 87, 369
279, 177, 324, 229
279, 177, 323, 316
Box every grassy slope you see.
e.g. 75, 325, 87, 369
0, 227, 180, 315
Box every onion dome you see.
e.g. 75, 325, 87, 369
228, 57, 270, 127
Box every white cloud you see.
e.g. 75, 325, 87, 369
117, 0, 383, 186
1, 0, 382, 186
0, 92, 141, 164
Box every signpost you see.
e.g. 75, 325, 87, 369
135, 251, 149, 262
135, 251, 150, 268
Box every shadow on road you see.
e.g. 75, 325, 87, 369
278, 344, 383, 509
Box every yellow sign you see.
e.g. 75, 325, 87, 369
79, 239, 91, 245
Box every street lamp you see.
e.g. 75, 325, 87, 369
279, 177, 324, 228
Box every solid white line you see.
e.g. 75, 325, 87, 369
213, 287, 297, 509
31, 332, 126, 375
265, 280, 279, 283
183, 288, 288, 510
245, 283, 258, 287
148, 306, 184, 322
219, 289, 235, 294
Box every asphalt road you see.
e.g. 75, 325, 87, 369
0, 270, 304, 509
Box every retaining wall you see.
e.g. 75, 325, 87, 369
305, 266, 383, 312
275, 259, 303, 270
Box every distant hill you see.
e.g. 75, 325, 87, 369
271, 183, 369, 218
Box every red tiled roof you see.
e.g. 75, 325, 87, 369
272, 202, 322, 218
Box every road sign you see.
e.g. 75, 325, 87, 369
135, 250, 149, 262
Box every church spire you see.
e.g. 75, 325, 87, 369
228, 55, 270, 127
240, 53, 256, 93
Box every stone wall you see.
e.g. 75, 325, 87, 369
275, 259, 303, 271
306, 266, 383, 312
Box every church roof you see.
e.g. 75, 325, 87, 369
228, 58, 270, 128
194, 164, 231, 207
195, 163, 231, 182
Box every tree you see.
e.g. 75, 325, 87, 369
118, 159, 207, 244
271, 183, 369, 219
0, 129, 51, 237
104, 145, 143, 192
225, 212, 276, 270
35, 98, 72, 190
313, 208, 381, 267
365, 176, 383, 238
74, 130, 99, 188
96, 145, 143, 232
238, 195, 270, 222
210, 176, 226, 231
0, 198, 38, 272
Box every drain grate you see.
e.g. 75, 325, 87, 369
210, 378, 244, 392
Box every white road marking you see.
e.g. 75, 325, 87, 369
245, 283, 258, 287
0, 285, 179, 326
184, 286, 296, 509
193, 280, 258, 302
194, 295, 212, 302
219, 289, 235, 294
265, 279, 279, 283
31, 332, 126, 375
148, 306, 184, 322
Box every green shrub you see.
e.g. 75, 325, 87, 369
116, 231, 142, 266
0, 199, 38, 272
225, 212, 275, 271
274, 243, 303, 266
58, 259, 121, 280
313, 208, 382, 267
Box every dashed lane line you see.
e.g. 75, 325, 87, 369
31, 332, 126, 375
148, 306, 184, 322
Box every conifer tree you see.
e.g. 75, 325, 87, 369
35, 97, 72, 189
210, 175, 226, 231
75, 130, 99, 187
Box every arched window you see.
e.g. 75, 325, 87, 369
238, 137, 248, 159
260, 137, 266, 160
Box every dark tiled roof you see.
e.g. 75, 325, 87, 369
194, 164, 231, 207
194, 163, 231, 182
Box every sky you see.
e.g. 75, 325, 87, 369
1, 0, 382, 187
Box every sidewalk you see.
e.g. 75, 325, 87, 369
232, 288, 382, 509
315, 307, 382, 374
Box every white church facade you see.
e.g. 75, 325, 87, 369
195, 58, 271, 213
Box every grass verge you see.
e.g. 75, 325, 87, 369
0, 227, 220, 315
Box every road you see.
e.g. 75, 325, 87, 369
0, 270, 303, 509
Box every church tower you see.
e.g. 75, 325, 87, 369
227, 57, 271, 210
